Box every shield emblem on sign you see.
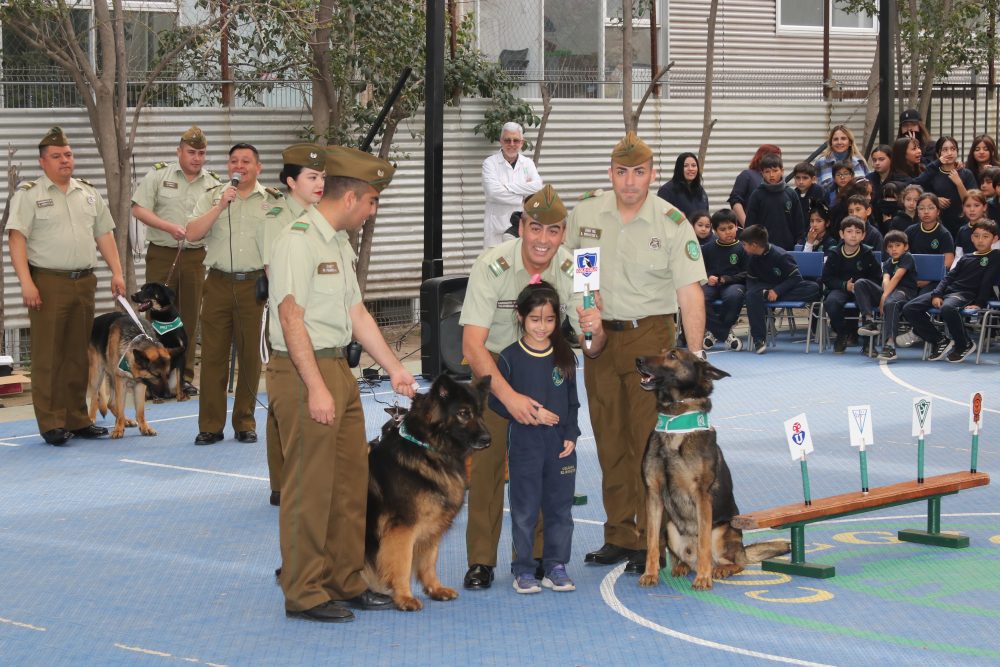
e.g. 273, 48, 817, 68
576, 252, 597, 275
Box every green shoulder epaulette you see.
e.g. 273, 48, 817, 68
578, 188, 604, 200
153, 161, 168, 170
17, 180, 37, 191
665, 206, 685, 224
290, 221, 310, 232
487, 256, 511, 278
265, 187, 284, 199
560, 258, 574, 278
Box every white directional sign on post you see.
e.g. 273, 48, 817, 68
573, 248, 601, 293
848, 404, 874, 448
911, 396, 933, 437
784, 413, 814, 461
970, 392, 984, 433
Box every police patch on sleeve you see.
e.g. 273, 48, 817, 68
685, 240, 701, 261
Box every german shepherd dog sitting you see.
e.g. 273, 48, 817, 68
365, 374, 492, 611
88, 313, 176, 438
635, 348, 790, 590
131, 282, 188, 402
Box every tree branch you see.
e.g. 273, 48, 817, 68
632, 61, 674, 129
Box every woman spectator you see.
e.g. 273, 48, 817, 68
813, 125, 868, 187
867, 144, 893, 205
656, 152, 709, 219
727, 144, 781, 226
913, 135, 978, 237
889, 136, 923, 185
965, 134, 1000, 184
897, 108, 936, 164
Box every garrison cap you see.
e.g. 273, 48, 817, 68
39, 126, 69, 149
282, 143, 326, 170
522, 184, 567, 225
324, 146, 395, 192
611, 131, 653, 166
180, 125, 207, 149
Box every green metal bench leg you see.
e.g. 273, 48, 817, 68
760, 524, 836, 578
898, 496, 971, 548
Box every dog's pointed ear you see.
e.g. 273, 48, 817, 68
473, 374, 491, 397
433, 373, 458, 399
701, 359, 731, 381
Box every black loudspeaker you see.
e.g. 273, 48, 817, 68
420, 275, 471, 379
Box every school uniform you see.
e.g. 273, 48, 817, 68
853, 252, 918, 340
490, 341, 580, 577
745, 244, 821, 343
821, 243, 881, 335
701, 239, 747, 340
887, 211, 916, 234
745, 182, 804, 250
913, 162, 979, 237
794, 183, 825, 232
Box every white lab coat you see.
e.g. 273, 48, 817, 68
481, 151, 542, 248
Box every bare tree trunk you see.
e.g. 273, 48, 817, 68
862, 36, 881, 151
698, 0, 719, 167
622, 0, 635, 132
0, 145, 18, 348
908, 0, 919, 107
531, 82, 554, 166
310, 0, 338, 139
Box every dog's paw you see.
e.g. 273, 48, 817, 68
394, 595, 423, 611
638, 573, 660, 587
426, 586, 458, 601
670, 563, 691, 577
140, 427, 157, 437
712, 564, 743, 579
125, 419, 138, 428
691, 574, 714, 590
110, 427, 126, 439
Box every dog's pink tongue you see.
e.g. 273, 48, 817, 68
136, 301, 151, 312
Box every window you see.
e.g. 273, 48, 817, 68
777, 0, 875, 32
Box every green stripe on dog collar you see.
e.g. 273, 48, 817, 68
118, 354, 130, 374
655, 411, 710, 433
151, 317, 183, 335
398, 421, 430, 449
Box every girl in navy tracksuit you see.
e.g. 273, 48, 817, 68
489, 280, 580, 593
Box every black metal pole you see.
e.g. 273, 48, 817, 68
423, 0, 445, 282
878, 0, 895, 144
361, 67, 413, 152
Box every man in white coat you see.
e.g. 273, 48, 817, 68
481, 122, 542, 248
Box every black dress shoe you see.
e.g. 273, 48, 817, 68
71, 424, 108, 439
235, 431, 257, 443
42, 428, 72, 446
194, 431, 224, 445
624, 550, 666, 574
183, 381, 199, 396
463, 564, 495, 589
337, 589, 393, 610
584, 543, 631, 565
286, 600, 354, 623
269, 491, 280, 506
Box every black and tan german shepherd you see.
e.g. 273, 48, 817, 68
365, 374, 491, 611
635, 348, 790, 590
131, 282, 188, 402
88, 313, 177, 438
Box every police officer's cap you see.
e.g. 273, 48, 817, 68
282, 143, 327, 171
39, 126, 69, 149
611, 131, 653, 166
180, 125, 207, 149
325, 146, 395, 192
522, 184, 567, 225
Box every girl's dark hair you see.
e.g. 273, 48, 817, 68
671, 152, 703, 193
882, 181, 900, 199
891, 136, 924, 178
967, 135, 1000, 179
515, 281, 576, 379
935, 135, 959, 157
917, 192, 941, 211
809, 201, 831, 222
278, 163, 305, 190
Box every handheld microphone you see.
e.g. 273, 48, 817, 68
230, 172, 242, 187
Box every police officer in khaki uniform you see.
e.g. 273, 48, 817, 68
459, 184, 605, 589
7, 127, 126, 445
268, 146, 416, 623
186, 143, 288, 445
264, 143, 327, 507
132, 126, 222, 394
565, 133, 707, 573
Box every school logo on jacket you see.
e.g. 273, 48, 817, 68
729, 253, 739, 265
552, 367, 565, 386
982, 256, 990, 267
774, 267, 782, 276
931, 239, 940, 249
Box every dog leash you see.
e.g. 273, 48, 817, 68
164, 240, 185, 287
259, 307, 269, 365
116, 295, 155, 342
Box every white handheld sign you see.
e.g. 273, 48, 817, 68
847, 404, 874, 448
784, 413, 814, 461
911, 396, 933, 437
970, 392, 984, 433
572, 248, 600, 293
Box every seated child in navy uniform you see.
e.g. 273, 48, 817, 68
822, 216, 882, 353
955, 190, 1000, 257
887, 184, 921, 234
979, 166, 1000, 224
903, 220, 1000, 363
742, 224, 821, 355
489, 280, 580, 594
690, 210, 715, 246
845, 195, 884, 250
906, 192, 956, 293
701, 209, 747, 351
802, 202, 838, 253
853, 230, 919, 362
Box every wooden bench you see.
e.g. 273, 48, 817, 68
732, 471, 991, 578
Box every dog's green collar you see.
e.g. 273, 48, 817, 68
655, 411, 710, 433
151, 317, 183, 335
398, 421, 430, 449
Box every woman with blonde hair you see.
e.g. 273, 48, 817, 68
813, 124, 868, 187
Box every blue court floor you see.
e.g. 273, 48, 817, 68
0, 340, 998, 666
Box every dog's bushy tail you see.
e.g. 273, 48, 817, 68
743, 540, 792, 563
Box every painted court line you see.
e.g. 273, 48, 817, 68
114, 643, 227, 667
119, 459, 268, 481
879, 364, 999, 414
0, 616, 46, 632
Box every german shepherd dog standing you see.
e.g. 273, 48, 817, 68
131, 282, 188, 402
635, 348, 790, 590
88, 312, 176, 438
365, 374, 492, 611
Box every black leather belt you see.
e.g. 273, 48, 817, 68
210, 268, 264, 281
29, 266, 93, 279
601, 315, 671, 331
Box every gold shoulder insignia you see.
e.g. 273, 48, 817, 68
265, 187, 284, 199
665, 206, 686, 224
578, 188, 604, 200
17, 180, 37, 190
487, 256, 511, 278
560, 259, 574, 278
153, 162, 168, 170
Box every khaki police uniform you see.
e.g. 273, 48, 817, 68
133, 146, 222, 382
459, 211, 581, 567
565, 155, 706, 551
8, 171, 115, 433
191, 180, 288, 434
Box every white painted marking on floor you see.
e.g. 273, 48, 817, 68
114, 643, 228, 667
0, 441, 22, 447
600, 564, 834, 666
879, 364, 1000, 414
0, 616, 46, 631
119, 459, 268, 481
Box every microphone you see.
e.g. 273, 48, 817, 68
230, 172, 242, 187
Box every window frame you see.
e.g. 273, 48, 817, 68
775, 0, 878, 36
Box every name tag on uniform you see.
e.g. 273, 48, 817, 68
580, 227, 602, 239
496, 299, 516, 309
318, 262, 340, 275
163, 181, 178, 189
36, 199, 54, 208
